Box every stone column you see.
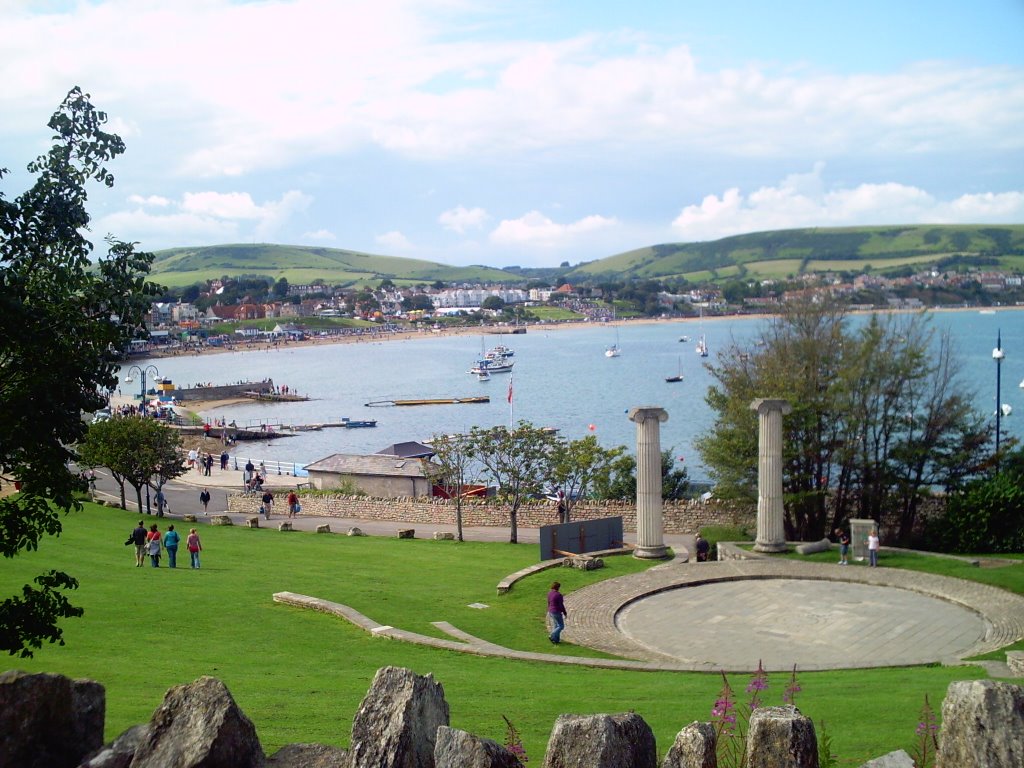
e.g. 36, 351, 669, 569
628, 406, 669, 559
750, 398, 792, 553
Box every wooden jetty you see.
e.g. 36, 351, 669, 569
364, 396, 490, 407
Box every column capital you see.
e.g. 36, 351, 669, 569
749, 398, 793, 416
627, 406, 669, 424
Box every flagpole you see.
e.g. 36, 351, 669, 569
507, 371, 514, 429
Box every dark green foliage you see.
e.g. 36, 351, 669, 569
0, 87, 157, 656
926, 466, 1024, 553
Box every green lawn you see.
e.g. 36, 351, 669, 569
1, 504, 1002, 764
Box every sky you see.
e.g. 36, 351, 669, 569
2, 0, 1023, 269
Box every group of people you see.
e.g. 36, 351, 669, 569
187, 447, 223, 476
127, 521, 202, 568
834, 526, 881, 567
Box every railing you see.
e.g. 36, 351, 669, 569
231, 456, 308, 477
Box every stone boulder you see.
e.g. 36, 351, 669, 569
316, 525, 331, 534
859, 749, 914, 767
182, 515, 197, 523
210, 515, 233, 526
246, 517, 260, 528
433, 532, 455, 541
129, 676, 264, 768
79, 724, 150, 768
278, 521, 294, 532
542, 712, 656, 768
266, 743, 348, 767
347, 666, 449, 768
937, 679, 1024, 768
661, 721, 716, 768
746, 706, 817, 768
0, 670, 105, 768
795, 539, 831, 556
434, 726, 524, 767
397, 529, 415, 539
347, 527, 366, 537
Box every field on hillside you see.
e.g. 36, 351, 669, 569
0, 502, 1002, 763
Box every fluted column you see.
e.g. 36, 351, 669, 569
628, 406, 670, 559
750, 398, 792, 553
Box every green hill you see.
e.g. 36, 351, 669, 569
149, 243, 518, 287
568, 224, 1024, 282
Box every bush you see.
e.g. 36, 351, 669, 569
925, 472, 1024, 553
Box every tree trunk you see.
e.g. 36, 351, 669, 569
455, 498, 464, 542
509, 508, 518, 544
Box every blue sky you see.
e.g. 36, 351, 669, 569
2, 0, 1022, 268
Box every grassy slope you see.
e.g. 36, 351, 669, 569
1, 504, 1001, 763
150, 244, 518, 287
570, 224, 1024, 282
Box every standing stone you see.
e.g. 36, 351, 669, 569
0, 670, 105, 768
937, 679, 1024, 768
628, 406, 670, 559
542, 712, 656, 768
749, 399, 792, 553
746, 705, 817, 768
79, 724, 150, 768
348, 666, 450, 768
130, 676, 264, 768
434, 726, 524, 768
661, 721, 717, 768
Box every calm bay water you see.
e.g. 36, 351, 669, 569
130, 310, 1024, 483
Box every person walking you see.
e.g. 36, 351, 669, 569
868, 528, 880, 567
220, 450, 229, 471
547, 581, 568, 645
286, 490, 299, 518
129, 520, 147, 567
146, 524, 162, 567
187, 528, 202, 569
261, 489, 274, 519
199, 488, 211, 514
835, 527, 851, 565
163, 524, 180, 568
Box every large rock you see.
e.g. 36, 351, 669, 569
129, 676, 264, 768
937, 679, 1024, 768
661, 721, 716, 768
746, 705, 818, 768
0, 669, 105, 768
542, 712, 656, 768
348, 666, 450, 768
434, 726, 524, 767
859, 749, 914, 768
266, 743, 348, 767
79, 724, 150, 768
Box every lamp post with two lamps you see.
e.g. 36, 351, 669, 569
123, 364, 161, 416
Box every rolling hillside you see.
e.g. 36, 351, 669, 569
568, 224, 1024, 282
149, 243, 518, 287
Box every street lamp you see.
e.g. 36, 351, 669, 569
993, 330, 1005, 473
123, 364, 161, 415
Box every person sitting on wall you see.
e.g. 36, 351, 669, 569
695, 533, 710, 562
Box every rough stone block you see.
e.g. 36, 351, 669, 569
397, 529, 415, 539
245, 517, 260, 528
266, 742, 349, 767
210, 515, 233, 526
1007, 651, 1024, 677
347, 527, 366, 537
746, 705, 817, 768
860, 749, 915, 767
316, 524, 331, 534
433, 531, 455, 540
278, 521, 294, 532
434, 726, 524, 767
937, 679, 1024, 767
564, 556, 605, 571
543, 712, 656, 767
182, 514, 197, 523
795, 538, 832, 555
661, 721, 716, 768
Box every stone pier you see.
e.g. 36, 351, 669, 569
628, 406, 669, 559
750, 398, 791, 553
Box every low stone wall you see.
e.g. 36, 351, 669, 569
172, 380, 273, 402
227, 492, 756, 534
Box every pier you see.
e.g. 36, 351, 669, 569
364, 396, 490, 407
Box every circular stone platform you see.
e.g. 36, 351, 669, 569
563, 559, 1024, 672
616, 578, 986, 670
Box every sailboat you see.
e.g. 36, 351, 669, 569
605, 327, 621, 357
665, 357, 684, 383
695, 307, 709, 357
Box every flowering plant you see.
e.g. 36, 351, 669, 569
502, 714, 528, 764
911, 694, 939, 768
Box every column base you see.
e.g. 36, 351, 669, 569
753, 540, 788, 553
633, 545, 670, 560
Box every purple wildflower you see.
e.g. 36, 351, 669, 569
783, 664, 802, 705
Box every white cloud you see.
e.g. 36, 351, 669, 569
490, 211, 618, 248
302, 228, 336, 242
439, 205, 488, 234
671, 165, 1024, 240
127, 194, 170, 207
376, 231, 412, 252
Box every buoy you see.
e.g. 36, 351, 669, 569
588, 424, 596, 431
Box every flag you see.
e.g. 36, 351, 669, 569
507, 375, 513, 404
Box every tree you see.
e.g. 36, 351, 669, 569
696, 301, 987, 542
471, 423, 557, 543
481, 296, 506, 311
0, 88, 158, 656
79, 417, 185, 514
589, 449, 690, 503
548, 436, 624, 522
272, 277, 290, 299
428, 433, 477, 541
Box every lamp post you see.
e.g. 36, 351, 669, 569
123, 364, 161, 415
993, 330, 1004, 473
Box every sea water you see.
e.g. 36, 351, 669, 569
127, 310, 1024, 483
